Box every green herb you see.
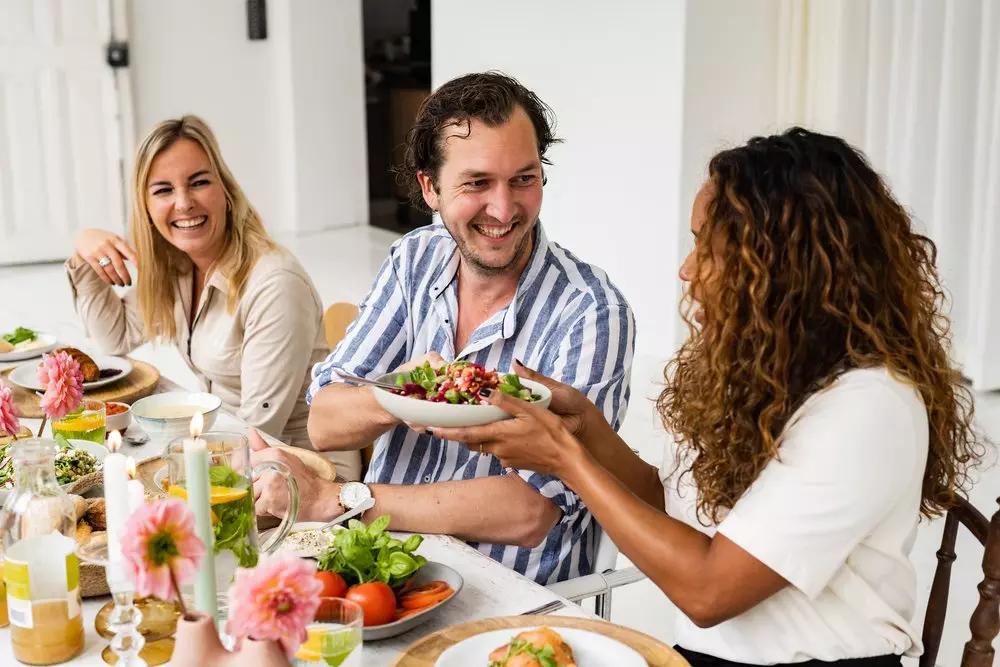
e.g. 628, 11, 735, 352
2, 327, 36, 345
488, 639, 559, 667
208, 465, 258, 568
317, 515, 426, 588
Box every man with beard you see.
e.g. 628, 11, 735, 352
251, 72, 635, 584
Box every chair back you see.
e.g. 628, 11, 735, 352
920, 495, 1000, 667
322, 303, 375, 479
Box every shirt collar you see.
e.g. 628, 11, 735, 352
429, 221, 551, 343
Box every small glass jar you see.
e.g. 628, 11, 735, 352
0, 438, 84, 664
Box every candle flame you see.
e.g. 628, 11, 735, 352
191, 411, 204, 438
127, 457, 136, 479
107, 430, 122, 453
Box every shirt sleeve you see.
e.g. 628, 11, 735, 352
66, 256, 147, 355
237, 269, 321, 439
306, 249, 409, 404
717, 373, 925, 599
515, 302, 637, 521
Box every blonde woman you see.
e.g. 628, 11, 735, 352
67, 115, 361, 482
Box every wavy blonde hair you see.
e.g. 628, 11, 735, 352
658, 127, 984, 524
130, 115, 276, 342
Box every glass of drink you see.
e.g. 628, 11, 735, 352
293, 598, 363, 666
51, 400, 106, 444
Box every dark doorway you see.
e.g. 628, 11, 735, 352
363, 0, 432, 234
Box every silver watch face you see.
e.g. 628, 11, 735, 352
341, 482, 372, 509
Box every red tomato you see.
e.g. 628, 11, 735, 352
314, 571, 348, 599
346, 582, 397, 627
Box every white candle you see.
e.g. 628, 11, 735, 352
103, 432, 131, 591
184, 412, 218, 619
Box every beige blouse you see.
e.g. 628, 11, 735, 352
66, 250, 361, 481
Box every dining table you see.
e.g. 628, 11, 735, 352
0, 356, 593, 666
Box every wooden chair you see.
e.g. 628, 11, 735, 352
921, 496, 1000, 667
322, 303, 376, 478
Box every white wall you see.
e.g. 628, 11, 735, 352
129, 0, 367, 234
433, 0, 688, 364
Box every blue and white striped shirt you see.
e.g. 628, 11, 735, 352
308, 222, 635, 584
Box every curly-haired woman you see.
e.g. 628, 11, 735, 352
431, 127, 985, 666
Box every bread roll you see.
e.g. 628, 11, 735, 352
85, 498, 107, 531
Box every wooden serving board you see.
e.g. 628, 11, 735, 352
392, 615, 690, 667
1, 359, 161, 418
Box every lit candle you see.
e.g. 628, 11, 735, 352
126, 458, 144, 513
184, 412, 217, 619
103, 431, 131, 591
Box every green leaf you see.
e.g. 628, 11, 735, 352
208, 465, 241, 488
3, 327, 36, 345
366, 514, 390, 537
503, 373, 522, 389
498, 383, 520, 397
395, 374, 407, 388
347, 519, 366, 533
403, 535, 423, 553
445, 389, 461, 404
386, 551, 418, 578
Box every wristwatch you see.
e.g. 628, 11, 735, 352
338, 481, 373, 511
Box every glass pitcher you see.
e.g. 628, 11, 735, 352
0, 438, 85, 665
161, 432, 299, 613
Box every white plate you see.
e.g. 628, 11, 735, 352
0, 438, 107, 502
0, 333, 58, 362
436, 627, 648, 667
8, 355, 134, 392
371, 375, 552, 428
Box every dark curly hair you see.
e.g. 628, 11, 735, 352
399, 71, 561, 212
658, 126, 984, 524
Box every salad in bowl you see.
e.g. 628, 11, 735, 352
372, 361, 551, 428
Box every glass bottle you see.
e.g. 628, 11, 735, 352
0, 438, 84, 664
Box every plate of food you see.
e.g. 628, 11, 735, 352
0, 435, 107, 501
264, 517, 463, 641
371, 361, 552, 428
0, 327, 58, 362
6, 348, 133, 392
436, 626, 648, 667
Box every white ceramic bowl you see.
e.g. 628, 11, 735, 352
371, 375, 552, 428
130, 392, 222, 442
104, 402, 132, 433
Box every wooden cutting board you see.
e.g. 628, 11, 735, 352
1, 359, 161, 418
392, 615, 690, 666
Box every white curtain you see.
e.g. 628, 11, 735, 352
776, 0, 1000, 390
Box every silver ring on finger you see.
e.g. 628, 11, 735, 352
98, 256, 112, 267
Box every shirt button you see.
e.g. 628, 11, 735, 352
423, 475, 431, 483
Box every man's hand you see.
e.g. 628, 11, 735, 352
249, 429, 341, 522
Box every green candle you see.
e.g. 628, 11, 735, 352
183, 424, 218, 620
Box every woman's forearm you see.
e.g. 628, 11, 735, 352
558, 451, 786, 628
577, 416, 665, 510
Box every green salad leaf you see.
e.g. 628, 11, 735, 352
317, 515, 427, 588
489, 639, 559, 667
2, 327, 36, 345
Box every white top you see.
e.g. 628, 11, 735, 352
661, 367, 928, 664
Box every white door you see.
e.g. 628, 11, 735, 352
0, 0, 127, 265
